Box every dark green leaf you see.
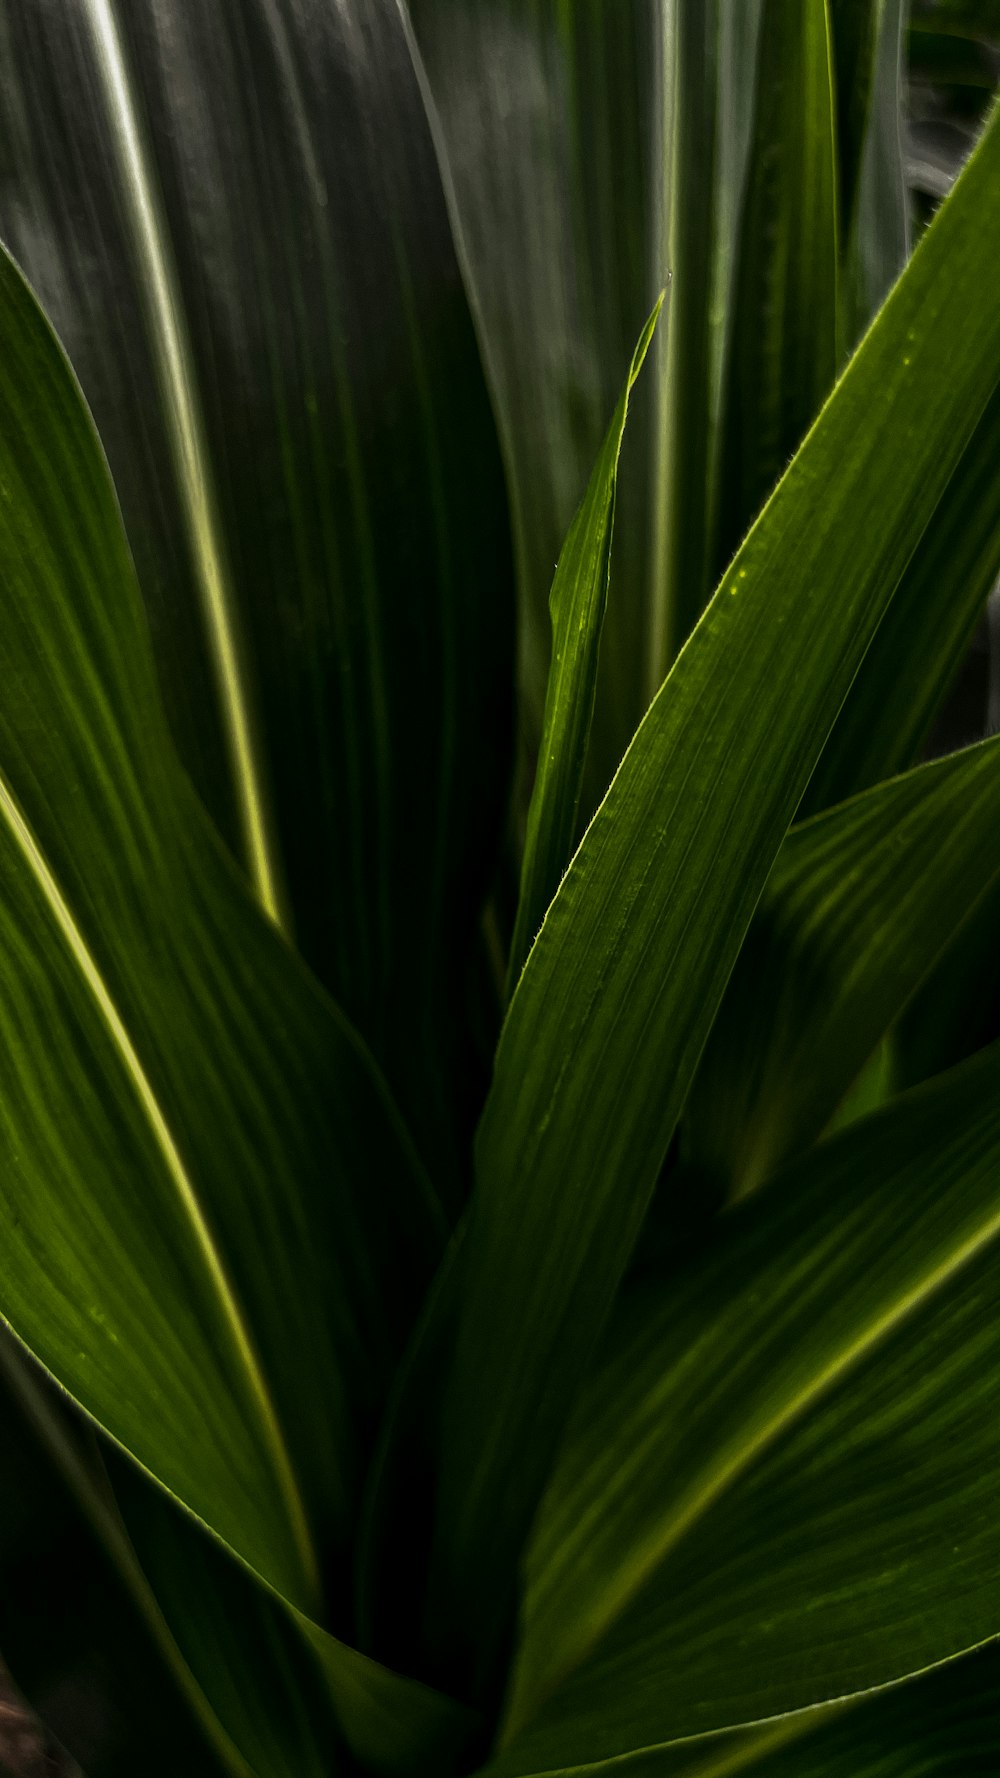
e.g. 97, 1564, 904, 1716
419, 101, 1000, 1701
0, 0, 513, 1194
830, 0, 910, 343
0, 237, 445, 1616
715, 0, 839, 570
408, 0, 660, 778
806, 383, 1000, 809
479, 1647, 1000, 1775
507, 299, 662, 993
492, 1042, 1000, 1768
685, 735, 1000, 1198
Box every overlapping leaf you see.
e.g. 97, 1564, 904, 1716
417, 101, 1000, 1702
0, 0, 513, 1195
831, 0, 910, 343
490, 1042, 1000, 1769
714, 0, 839, 572
685, 734, 1000, 1198
0, 235, 469, 1771
485, 1647, 1000, 1776
507, 300, 662, 992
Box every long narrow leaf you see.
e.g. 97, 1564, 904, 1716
0, 0, 514, 1195
715, 0, 839, 570
686, 734, 1000, 1198
493, 1042, 1000, 1767
507, 299, 662, 993
0, 238, 445, 1617
419, 102, 1000, 1699
806, 383, 1000, 808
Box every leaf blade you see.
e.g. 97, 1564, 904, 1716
507, 297, 662, 992
495, 1041, 1000, 1766
421, 100, 1000, 1697
686, 734, 1000, 1197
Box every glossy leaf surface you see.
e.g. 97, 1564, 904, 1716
421, 103, 1000, 1699
493, 1042, 1000, 1767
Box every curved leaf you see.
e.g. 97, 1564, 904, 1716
507, 298, 662, 993
806, 381, 1000, 809
0, 0, 514, 1193
478, 1647, 1000, 1775
494, 1041, 1000, 1767
0, 237, 445, 1614
685, 734, 1000, 1198
419, 101, 1000, 1701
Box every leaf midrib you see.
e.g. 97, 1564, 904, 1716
82, 0, 285, 929
509, 1118, 1000, 1737
0, 764, 318, 1605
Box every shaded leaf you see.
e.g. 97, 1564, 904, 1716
481, 1646, 1000, 1775
807, 382, 1000, 809
0, 0, 514, 1194
831, 0, 910, 343
419, 101, 1000, 1703
493, 1041, 1000, 1767
715, 0, 839, 570
0, 237, 445, 1616
686, 734, 1000, 1198
507, 298, 662, 993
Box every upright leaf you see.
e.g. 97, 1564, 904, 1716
830, 0, 910, 343
418, 104, 1000, 1702
715, 0, 839, 570
0, 0, 514, 1194
407, 0, 659, 775
507, 299, 662, 993
0, 241, 446, 1617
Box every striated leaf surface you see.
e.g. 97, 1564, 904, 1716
686, 735, 1000, 1198
419, 103, 1000, 1702
494, 1044, 1000, 1767
0, 0, 514, 1193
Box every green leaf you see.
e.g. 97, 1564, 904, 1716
418, 101, 1000, 1701
507, 298, 663, 994
491, 1041, 1000, 1769
0, 1344, 227, 1778
0, 0, 513, 1195
806, 382, 1000, 809
830, 0, 910, 344
910, 0, 1000, 40
0, 239, 446, 1617
479, 1647, 1000, 1775
685, 735, 1000, 1198
715, 0, 839, 570
407, 0, 661, 776
111, 1456, 482, 1778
